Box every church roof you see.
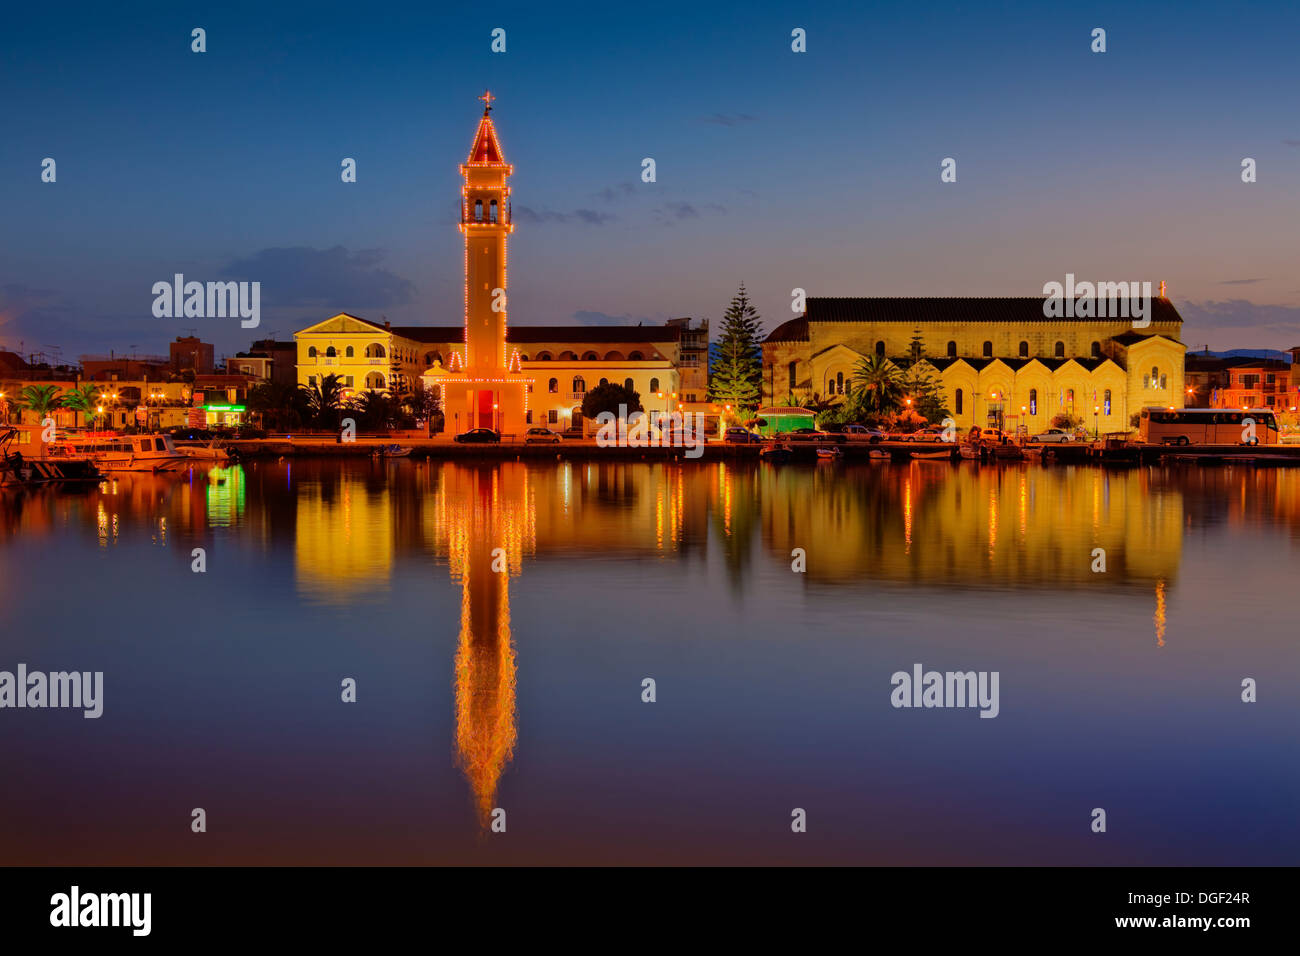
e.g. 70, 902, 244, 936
467, 114, 505, 164
802, 296, 1184, 325
765, 318, 809, 343
389, 324, 682, 345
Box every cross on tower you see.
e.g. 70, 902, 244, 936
479, 90, 495, 114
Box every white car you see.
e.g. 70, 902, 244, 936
1029, 428, 1073, 443
843, 424, 886, 442
524, 427, 562, 444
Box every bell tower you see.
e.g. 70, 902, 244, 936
461, 90, 511, 370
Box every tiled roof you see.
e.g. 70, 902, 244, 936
390, 324, 681, 345
803, 296, 1184, 325
765, 318, 809, 343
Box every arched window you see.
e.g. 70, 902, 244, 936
582, 351, 599, 361
1019, 341, 1029, 358
536, 351, 552, 361
548, 377, 558, 393
875, 341, 886, 357
628, 351, 644, 360
835, 371, 844, 394
1066, 389, 1075, 408
650, 377, 660, 393
325, 346, 337, 357
947, 341, 957, 358
1151, 365, 1159, 382
307, 346, 317, 358
345, 346, 354, 358
605, 351, 625, 361
489, 199, 498, 223
1103, 389, 1112, 414
474, 199, 483, 220
366, 372, 386, 389
624, 378, 634, 392
1091, 341, 1102, 358
366, 343, 386, 359
982, 341, 993, 358
559, 351, 577, 361
1160, 374, 1167, 390
1029, 388, 1038, 415
955, 388, 963, 415
1054, 341, 1065, 358
786, 363, 796, 390
599, 377, 608, 387
572, 376, 585, 393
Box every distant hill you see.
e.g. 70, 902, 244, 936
1184, 348, 1292, 363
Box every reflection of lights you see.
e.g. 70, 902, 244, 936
1154, 579, 1167, 647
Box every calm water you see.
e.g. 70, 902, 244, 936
1, 458, 1297, 865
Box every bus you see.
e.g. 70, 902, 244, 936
1139, 407, 1279, 446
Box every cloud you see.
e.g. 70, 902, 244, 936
514, 206, 616, 225
1218, 278, 1265, 285
595, 183, 636, 203
1283, 139, 1300, 147
701, 113, 757, 126
653, 201, 727, 225
219, 246, 415, 310
1178, 299, 1300, 346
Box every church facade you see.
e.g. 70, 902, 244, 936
763, 297, 1187, 435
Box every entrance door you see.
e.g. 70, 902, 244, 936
987, 403, 1004, 431
477, 389, 495, 430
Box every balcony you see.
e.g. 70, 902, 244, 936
568, 391, 586, 401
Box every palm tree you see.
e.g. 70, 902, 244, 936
348, 389, 396, 431
248, 380, 308, 431
17, 385, 61, 425
59, 384, 100, 428
851, 355, 904, 416
299, 374, 344, 429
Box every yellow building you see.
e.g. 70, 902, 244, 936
763, 297, 1187, 435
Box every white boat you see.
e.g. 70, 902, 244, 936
816, 446, 843, 460
175, 440, 231, 462
47, 432, 191, 472
911, 448, 953, 461
867, 448, 890, 461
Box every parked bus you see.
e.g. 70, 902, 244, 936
1139, 407, 1278, 446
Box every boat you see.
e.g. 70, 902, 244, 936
911, 448, 953, 461
990, 444, 1025, 461
175, 439, 231, 462
815, 446, 843, 460
759, 441, 791, 462
0, 428, 102, 485
867, 448, 890, 461
958, 443, 982, 461
374, 444, 413, 458
46, 432, 191, 472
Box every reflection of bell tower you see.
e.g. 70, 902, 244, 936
440, 463, 534, 826
462, 90, 511, 371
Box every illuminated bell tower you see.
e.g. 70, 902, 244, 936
426, 92, 532, 434
462, 90, 511, 371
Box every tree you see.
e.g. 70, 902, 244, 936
248, 380, 309, 431
59, 384, 100, 428
1052, 412, 1084, 431
17, 385, 61, 425
299, 374, 345, 429
581, 382, 642, 420
899, 362, 951, 424
348, 389, 398, 431
850, 355, 904, 417
410, 384, 445, 435
708, 283, 764, 414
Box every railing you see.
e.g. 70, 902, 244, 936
568, 391, 586, 400
368, 358, 384, 365
320, 358, 337, 366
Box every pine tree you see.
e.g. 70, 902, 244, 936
708, 283, 765, 413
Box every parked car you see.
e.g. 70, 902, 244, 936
886, 428, 924, 442
725, 426, 763, 443
788, 427, 844, 443
1029, 428, 1073, 443
454, 428, 500, 444
524, 427, 562, 444
912, 425, 951, 442
843, 424, 887, 442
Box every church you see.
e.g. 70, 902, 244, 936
763, 297, 1188, 435
294, 94, 704, 436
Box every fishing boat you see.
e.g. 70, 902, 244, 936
46, 432, 190, 472
911, 448, 953, 461
759, 441, 791, 462
0, 428, 102, 485
175, 439, 231, 462
374, 444, 413, 458
958, 443, 982, 461
867, 448, 890, 461
990, 444, 1025, 461
815, 445, 843, 460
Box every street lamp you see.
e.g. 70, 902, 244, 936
1093, 404, 1100, 439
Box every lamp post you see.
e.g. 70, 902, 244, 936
1093, 404, 1100, 439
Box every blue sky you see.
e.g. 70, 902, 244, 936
3, 0, 1299, 361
